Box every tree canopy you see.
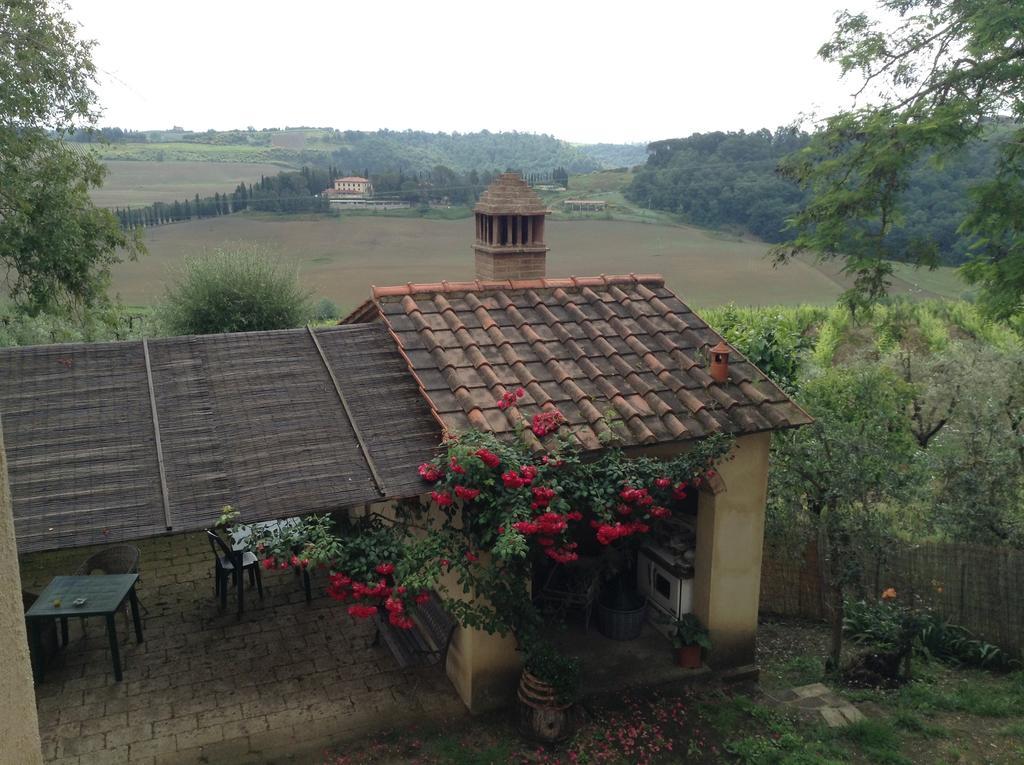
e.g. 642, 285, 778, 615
772, 0, 1024, 317
625, 126, 1003, 267
0, 0, 140, 313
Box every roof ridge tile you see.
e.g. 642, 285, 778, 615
370, 274, 665, 299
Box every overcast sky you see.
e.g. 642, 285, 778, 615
66, 0, 879, 144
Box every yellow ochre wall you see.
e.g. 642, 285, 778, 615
354, 500, 522, 714
692, 432, 771, 668
438, 549, 522, 714
445, 612, 521, 714
363, 430, 772, 712
0, 417, 44, 763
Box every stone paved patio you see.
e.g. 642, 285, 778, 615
20, 532, 466, 764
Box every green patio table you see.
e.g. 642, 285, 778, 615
25, 574, 143, 682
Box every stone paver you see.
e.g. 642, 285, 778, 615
22, 531, 467, 763
792, 682, 830, 699
778, 682, 870, 728
819, 707, 846, 727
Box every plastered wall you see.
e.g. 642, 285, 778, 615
692, 432, 771, 668
0, 418, 44, 763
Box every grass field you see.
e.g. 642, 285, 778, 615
94, 141, 310, 164
91, 160, 294, 208
534, 169, 680, 224
92, 129, 340, 165
112, 213, 968, 315
319, 619, 1024, 764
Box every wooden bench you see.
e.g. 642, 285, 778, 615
375, 592, 457, 670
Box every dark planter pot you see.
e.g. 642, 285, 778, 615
597, 597, 647, 641
675, 644, 702, 669
517, 670, 574, 743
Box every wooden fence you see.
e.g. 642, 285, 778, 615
760, 539, 1024, 658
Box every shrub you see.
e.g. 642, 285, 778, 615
524, 641, 581, 704
311, 298, 339, 322
844, 597, 1020, 671
0, 302, 143, 347
702, 304, 811, 391
157, 247, 311, 335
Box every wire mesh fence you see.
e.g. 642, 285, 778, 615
760, 538, 1024, 659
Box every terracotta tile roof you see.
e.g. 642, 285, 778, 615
473, 172, 548, 215
343, 275, 812, 450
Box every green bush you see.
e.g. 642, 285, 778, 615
0, 302, 143, 348
844, 598, 1020, 671
311, 298, 339, 322
157, 247, 311, 335
523, 641, 581, 705
702, 304, 812, 391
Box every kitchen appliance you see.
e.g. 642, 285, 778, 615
637, 543, 695, 638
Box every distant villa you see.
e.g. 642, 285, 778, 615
325, 176, 373, 198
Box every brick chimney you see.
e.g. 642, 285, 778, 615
473, 173, 549, 280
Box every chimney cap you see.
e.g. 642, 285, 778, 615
473, 173, 548, 216
709, 341, 731, 384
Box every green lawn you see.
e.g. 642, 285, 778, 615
318, 620, 1024, 765
889, 261, 975, 301
535, 170, 681, 225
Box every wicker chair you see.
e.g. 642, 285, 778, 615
74, 544, 144, 634
74, 545, 141, 577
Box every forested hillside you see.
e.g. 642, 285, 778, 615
573, 142, 647, 169
625, 127, 1008, 265
324, 129, 600, 174
83, 127, 636, 175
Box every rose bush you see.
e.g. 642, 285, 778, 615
242, 397, 733, 689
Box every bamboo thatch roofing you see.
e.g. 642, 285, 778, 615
0, 325, 440, 554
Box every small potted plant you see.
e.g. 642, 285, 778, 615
668, 613, 711, 668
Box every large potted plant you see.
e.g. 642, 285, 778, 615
516, 641, 581, 743
668, 613, 711, 668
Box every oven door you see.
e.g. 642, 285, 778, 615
652, 562, 681, 614
641, 558, 677, 615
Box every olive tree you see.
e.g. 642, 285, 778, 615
770, 363, 923, 669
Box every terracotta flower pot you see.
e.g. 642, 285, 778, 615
675, 643, 702, 669
517, 670, 574, 743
